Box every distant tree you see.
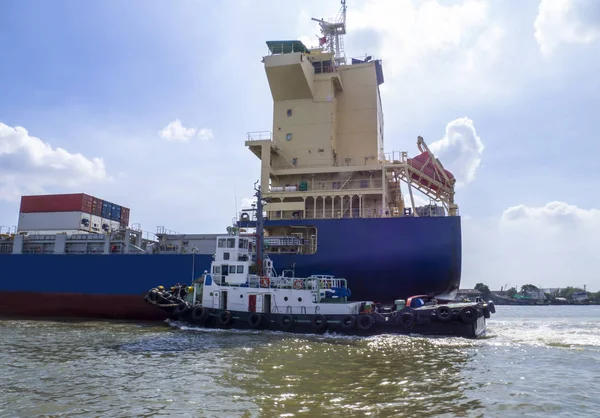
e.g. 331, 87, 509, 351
506, 287, 517, 298
559, 286, 584, 301
521, 284, 540, 294
474, 283, 491, 301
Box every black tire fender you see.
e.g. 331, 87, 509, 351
460, 306, 478, 324
357, 314, 374, 331
436, 305, 453, 322
311, 314, 328, 330
340, 315, 356, 330
248, 312, 262, 328
191, 306, 209, 323
219, 310, 233, 326
280, 314, 295, 331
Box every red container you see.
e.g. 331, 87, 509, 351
20, 193, 94, 214
120, 207, 130, 227
91, 197, 103, 216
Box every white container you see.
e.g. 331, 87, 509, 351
18, 211, 92, 233
110, 220, 120, 232
100, 218, 112, 233
271, 186, 284, 192
90, 215, 103, 233
284, 186, 297, 192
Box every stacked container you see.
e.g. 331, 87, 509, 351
18, 193, 131, 234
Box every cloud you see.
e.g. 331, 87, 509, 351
534, 0, 600, 55
462, 201, 600, 291
336, 0, 505, 100
0, 122, 109, 201
429, 117, 484, 186
159, 119, 213, 142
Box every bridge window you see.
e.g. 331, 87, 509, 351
213, 266, 221, 274
218, 239, 226, 248
237, 265, 244, 274
238, 239, 246, 249
227, 238, 235, 248
223, 252, 230, 260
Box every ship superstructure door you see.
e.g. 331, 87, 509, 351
263, 294, 272, 314
220, 291, 228, 310
248, 294, 257, 312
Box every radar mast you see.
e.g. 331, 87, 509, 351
312, 0, 347, 66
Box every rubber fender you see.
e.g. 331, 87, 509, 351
459, 306, 478, 324
487, 301, 496, 314
191, 306, 209, 323
311, 314, 327, 330
219, 310, 233, 326
174, 303, 189, 318
357, 314, 374, 331
435, 305, 453, 322
280, 314, 295, 331
248, 312, 262, 328
340, 315, 356, 329
397, 307, 415, 328
483, 306, 491, 319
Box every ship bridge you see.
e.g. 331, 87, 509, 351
245, 0, 456, 223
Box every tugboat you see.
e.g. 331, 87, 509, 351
145, 182, 495, 338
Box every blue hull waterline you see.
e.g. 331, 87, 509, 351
0, 216, 461, 318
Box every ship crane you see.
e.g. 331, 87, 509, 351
311, 0, 347, 65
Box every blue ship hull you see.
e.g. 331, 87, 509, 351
0, 216, 461, 319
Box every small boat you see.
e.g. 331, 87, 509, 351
145, 182, 495, 338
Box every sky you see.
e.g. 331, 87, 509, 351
1, 0, 599, 292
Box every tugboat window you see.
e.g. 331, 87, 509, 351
223, 252, 230, 260
287, 109, 292, 117
218, 239, 226, 248
227, 238, 235, 248
298, 297, 302, 302
237, 265, 244, 273
229, 265, 236, 274
286, 133, 292, 141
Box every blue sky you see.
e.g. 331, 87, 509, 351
1, 0, 599, 291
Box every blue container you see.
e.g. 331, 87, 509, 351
101, 202, 112, 219
110, 204, 121, 222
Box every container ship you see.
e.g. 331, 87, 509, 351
0, 1, 461, 320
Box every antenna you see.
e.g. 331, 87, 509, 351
311, 0, 347, 65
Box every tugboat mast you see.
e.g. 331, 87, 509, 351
253, 180, 266, 276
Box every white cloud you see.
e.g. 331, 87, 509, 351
0, 122, 109, 202
337, 0, 505, 98
534, 0, 600, 55
429, 117, 484, 186
462, 201, 600, 291
159, 119, 213, 142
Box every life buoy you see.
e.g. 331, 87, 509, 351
340, 315, 356, 329
459, 306, 478, 324
219, 310, 233, 326
191, 306, 209, 323
248, 312, 262, 328
260, 277, 270, 288
293, 279, 304, 290
311, 314, 327, 330
279, 314, 295, 331
357, 314, 374, 331
435, 305, 453, 322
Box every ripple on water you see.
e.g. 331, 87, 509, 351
1, 307, 600, 417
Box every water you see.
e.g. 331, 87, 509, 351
1, 306, 599, 417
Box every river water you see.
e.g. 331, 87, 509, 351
1, 306, 599, 417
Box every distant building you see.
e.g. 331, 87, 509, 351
524, 289, 546, 301
573, 292, 588, 302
